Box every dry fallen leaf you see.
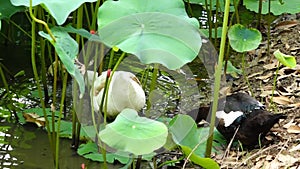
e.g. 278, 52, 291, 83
248, 71, 264, 78
278, 85, 295, 96
263, 61, 279, 70
22, 112, 46, 127
266, 155, 274, 161
262, 161, 271, 169
277, 154, 298, 166
288, 102, 300, 108
269, 159, 282, 169
283, 119, 296, 129
287, 125, 300, 134
277, 74, 290, 80
219, 86, 231, 96
262, 85, 274, 91
253, 160, 264, 169
255, 72, 273, 80
272, 96, 293, 105
260, 90, 279, 97
289, 144, 300, 152
275, 20, 298, 30
51, 103, 56, 112
290, 46, 300, 51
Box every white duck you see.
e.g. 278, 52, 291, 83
87, 70, 146, 118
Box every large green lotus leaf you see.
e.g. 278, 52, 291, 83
46, 119, 89, 139
97, 0, 201, 70
99, 108, 168, 155
228, 24, 262, 52
60, 24, 93, 39
168, 114, 224, 155
274, 49, 296, 68
200, 27, 223, 38
1, 1, 25, 19
39, 27, 85, 96
244, 0, 300, 15
169, 114, 199, 147
10, 0, 97, 25
169, 115, 223, 168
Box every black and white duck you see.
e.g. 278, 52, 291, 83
192, 92, 286, 147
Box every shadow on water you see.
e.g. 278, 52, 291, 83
0, 45, 33, 77
0, 122, 121, 169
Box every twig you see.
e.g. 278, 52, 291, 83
235, 144, 278, 168
274, 136, 290, 160
222, 125, 240, 160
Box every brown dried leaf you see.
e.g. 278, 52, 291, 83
262, 85, 274, 90
289, 144, 300, 152
23, 112, 38, 123
269, 159, 282, 169
277, 74, 290, 81
275, 20, 298, 30
219, 86, 231, 96
263, 61, 279, 70
290, 46, 300, 51
272, 96, 293, 105
287, 125, 300, 134
277, 154, 298, 166
50, 103, 56, 112
255, 155, 266, 162
285, 43, 290, 49
279, 85, 295, 95
289, 102, 300, 108
253, 160, 264, 169
266, 155, 274, 161
278, 90, 293, 96
22, 112, 46, 127
291, 51, 297, 55
262, 161, 271, 169
260, 90, 279, 97
283, 119, 295, 129
278, 67, 296, 76
248, 71, 264, 78
255, 72, 273, 80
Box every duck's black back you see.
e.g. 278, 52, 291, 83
235, 109, 286, 146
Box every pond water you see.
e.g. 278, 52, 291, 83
0, 45, 32, 77
0, 122, 122, 169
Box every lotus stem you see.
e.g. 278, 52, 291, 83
205, 0, 231, 158
29, 0, 56, 42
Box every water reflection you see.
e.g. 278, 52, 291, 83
0, 124, 21, 168
0, 122, 119, 169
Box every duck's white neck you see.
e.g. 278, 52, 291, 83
216, 110, 244, 127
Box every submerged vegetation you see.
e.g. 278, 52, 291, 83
0, 0, 299, 168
